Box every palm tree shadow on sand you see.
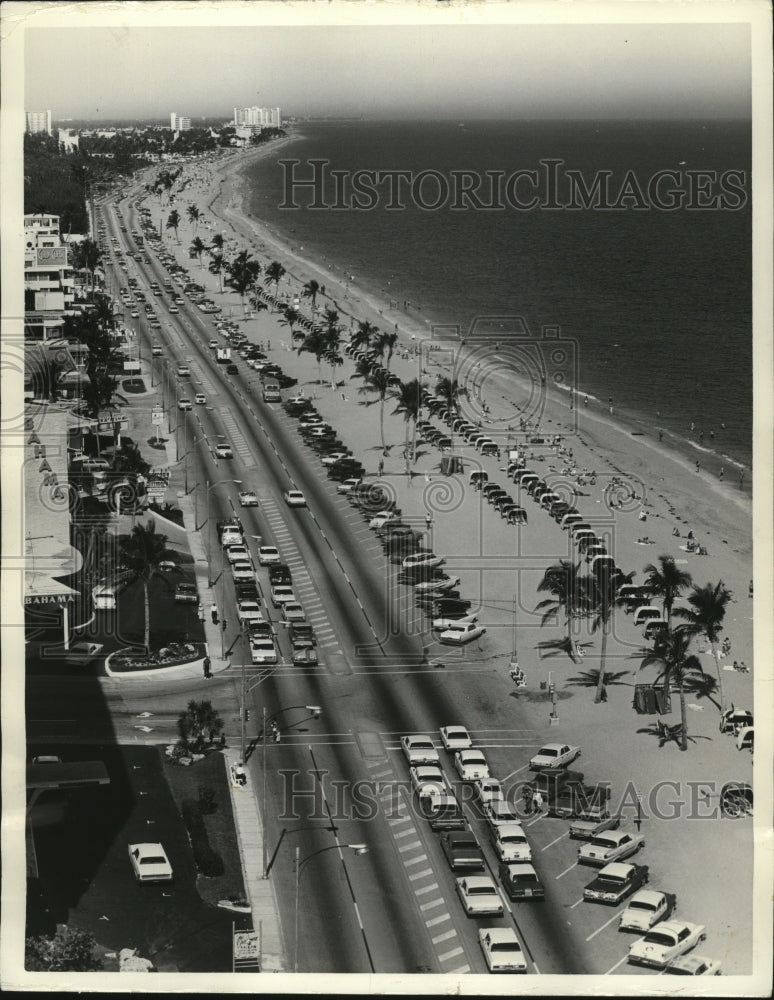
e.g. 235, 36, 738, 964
536, 637, 594, 664
636, 720, 712, 748
566, 668, 631, 689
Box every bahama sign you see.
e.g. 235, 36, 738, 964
25, 593, 74, 606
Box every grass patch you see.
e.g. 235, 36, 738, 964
163, 751, 245, 906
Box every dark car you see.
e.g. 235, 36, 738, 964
268, 563, 292, 586
431, 597, 472, 617
548, 783, 611, 819
440, 830, 485, 872
584, 863, 649, 905
499, 862, 546, 901
174, 583, 198, 604
225, 364, 238, 375
528, 768, 585, 800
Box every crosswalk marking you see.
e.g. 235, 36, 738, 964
432, 930, 457, 944
425, 914, 450, 928
438, 946, 464, 962
419, 898, 444, 912
415, 883, 439, 896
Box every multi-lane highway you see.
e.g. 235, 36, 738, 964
31, 182, 691, 976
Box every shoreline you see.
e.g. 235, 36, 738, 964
218, 144, 751, 502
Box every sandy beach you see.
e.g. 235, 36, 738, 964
135, 144, 757, 971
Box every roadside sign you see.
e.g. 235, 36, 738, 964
151, 408, 164, 426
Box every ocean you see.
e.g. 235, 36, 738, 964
243, 119, 752, 472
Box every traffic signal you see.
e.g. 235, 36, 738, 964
244, 708, 250, 722
548, 682, 556, 697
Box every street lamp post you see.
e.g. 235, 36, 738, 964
293, 843, 368, 973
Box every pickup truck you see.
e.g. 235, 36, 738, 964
216, 347, 232, 364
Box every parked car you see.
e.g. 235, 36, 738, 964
440, 831, 485, 871
456, 875, 504, 917
498, 861, 545, 901
627, 920, 706, 969
215, 444, 233, 459
403, 552, 445, 570
619, 889, 678, 932
569, 814, 621, 841
478, 928, 527, 973
238, 490, 259, 507
439, 726, 473, 752
195, 393, 207, 405
128, 843, 173, 883
231, 561, 255, 583
454, 749, 490, 781
432, 612, 479, 630
174, 583, 198, 603
474, 777, 504, 807
578, 830, 644, 866
664, 955, 721, 976
529, 743, 581, 771
236, 599, 263, 624
439, 621, 486, 646
177, 365, 190, 377
177, 398, 193, 411
584, 862, 649, 905
65, 642, 104, 666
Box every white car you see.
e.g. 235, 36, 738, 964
401, 735, 440, 767
432, 613, 478, 631
177, 365, 190, 377
271, 584, 296, 607
336, 478, 362, 494
415, 575, 460, 593
250, 636, 278, 664
238, 490, 259, 507
410, 764, 447, 797
474, 777, 504, 807
479, 927, 527, 973
209, 339, 219, 349
231, 560, 255, 583
169, 304, 179, 313
282, 601, 305, 623
579, 830, 644, 867
128, 843, 173, 883
369, 510, 399, 529
322, 451, 351, 467
439, 621, 486, 646
665, 955, 722, 976
177, 398, 192, 411
194, 392, 206, 404
225, 544, 249, 564
619, 889, 677, 932
628, 920, 706, 969
456, 876, 504, 917
258, 545, 281, 565
284, 490, 307, 508
439, 726, 473, 752
491, 823, 532, 862
402, 552, 445, 570
236, 599, 263, 624
64, 641, 104, 666
529, 742, 581, 771
215, 443, 233, 459
454, 749, 490, 781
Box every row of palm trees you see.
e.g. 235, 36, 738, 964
537, 555, 733, 749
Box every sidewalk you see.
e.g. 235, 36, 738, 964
223, 747, 287, 972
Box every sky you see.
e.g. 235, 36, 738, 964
22, 18, 751, 122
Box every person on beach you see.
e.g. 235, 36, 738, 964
695, 461, 700, 473
378, 458, 384, 477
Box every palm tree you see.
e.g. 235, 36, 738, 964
281, 306, 301, 339
248, 292, 269, 320
302, 278, 320, 312
187, 204, 201, 234
643, 556, 692, 626
71, 238, 101, 297
376, 330, 399, 371
435, 375, 460, 445
297, 327, 329, 385
208, 252, 226, 293
351, 320, 379, 354
189, 236, 207, 269
264, 261, 286, 301
358, 368, 391, 451
118, 521, 175, 654
323, 310, 342, 388
166, 209, 181, 244
210, 232, 225, 254
535, 561, 588, 663
389, 377, 423, 476
640, 628, 706, 751
673, 581, 733, 712
587, 572, 619, 703
227, 253, 261, 316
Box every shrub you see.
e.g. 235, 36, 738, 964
181, 799, 224, 877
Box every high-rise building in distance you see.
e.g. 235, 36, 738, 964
25, 110, 53, 135
233, 106, 282, 130
170, 112, 192, 132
